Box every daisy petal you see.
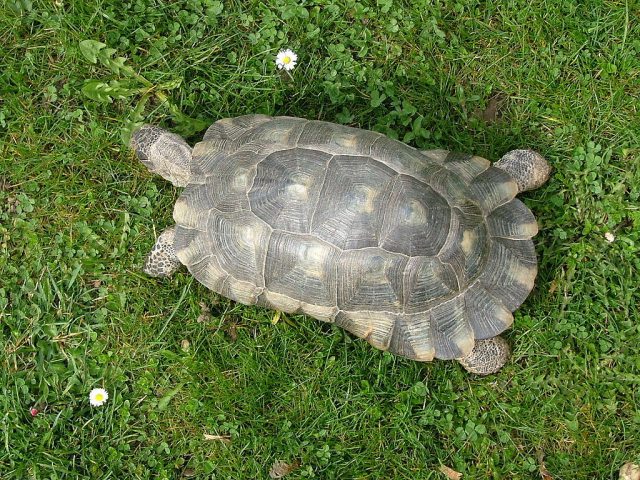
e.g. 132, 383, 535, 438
89, 388, 109, 407
275, 49, 298, 72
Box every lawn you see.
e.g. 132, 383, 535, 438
1, 0, 639, 478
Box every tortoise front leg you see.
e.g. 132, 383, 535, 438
457, 336, 510, 375
144, 226, 182, 277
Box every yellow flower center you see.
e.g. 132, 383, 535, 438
95, 394, 104, 401
283, 56, 291, 64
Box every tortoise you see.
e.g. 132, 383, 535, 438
130, 115, 551, 375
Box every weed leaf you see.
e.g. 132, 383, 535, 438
157, 385, 183, 411
79, 40, 106, 64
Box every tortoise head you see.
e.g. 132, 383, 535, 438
130, 125, 193, 187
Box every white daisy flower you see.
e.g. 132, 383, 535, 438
89, 388, 109, 407
604, 232, 615, 243
276, 49, 298, 71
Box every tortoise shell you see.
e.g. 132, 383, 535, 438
172, 115, 538, 361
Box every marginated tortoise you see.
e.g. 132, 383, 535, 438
130, 115, 550, 375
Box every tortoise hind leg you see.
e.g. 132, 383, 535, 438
144, 226, 182, 277
457, 336, 510, 375
494, 150, 551, 193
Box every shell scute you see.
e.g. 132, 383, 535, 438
310, 155, 396, 249
249, 147, 332, 233
442, 151, 491, 183
403, 256, 458, 314
380, 174, 451, 257
337, 249, 407, 312
296, 120, 381, 156
263, 231, 339, 308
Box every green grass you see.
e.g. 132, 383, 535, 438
1, 0, 639, 478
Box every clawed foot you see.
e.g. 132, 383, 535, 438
457, 336, 510, 375
144, 226, 182, 277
